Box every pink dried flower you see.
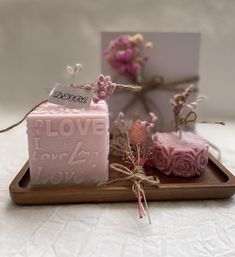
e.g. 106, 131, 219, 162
104, 33, 153, 83
98, 74, 105, 82
170, 84, 204, 134
130, 121, 148, 145
83, 84, 93, 90
182, 84, 193, 98
93, 74, 116, 103
114, 112, 125, 125
149, 112, 158, 123
143, 56, 149, 62
98, 91, 106, 100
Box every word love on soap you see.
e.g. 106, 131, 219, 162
26, 101, 109, 187
43, 118, 104, 137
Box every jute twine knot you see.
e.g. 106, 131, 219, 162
118, 75, 199, 131
175, 110, 197, 129
106, 163, 159, 187
132, 166, 160, 186
101, 163, 160, 224
174, 110, 197, 139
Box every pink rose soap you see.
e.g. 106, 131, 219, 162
152, 132, 209, 177
26, 101, 109, 187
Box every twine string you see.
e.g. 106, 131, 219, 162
175, 110, 198, 138
0, 82, 141, 133
103, 163, 160, 224
0, 100, 48, 133
143, 75, 199, 93
119, 75, 199, 130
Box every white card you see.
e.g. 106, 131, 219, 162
48, 83, 93, 110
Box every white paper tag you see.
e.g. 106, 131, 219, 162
48, 83, 93, 110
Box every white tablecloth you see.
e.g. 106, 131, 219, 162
1, 119, 235, 257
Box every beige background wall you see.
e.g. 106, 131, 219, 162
0, 0, 235, 120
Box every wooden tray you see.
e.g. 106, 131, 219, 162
9, 154, 235, 205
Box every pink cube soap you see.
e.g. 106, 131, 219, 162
26, 101, 109, 187
152, 132, 209, 177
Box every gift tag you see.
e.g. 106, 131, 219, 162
48, 83, 93, 110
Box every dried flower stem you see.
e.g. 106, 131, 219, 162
200, 121, 225, 125
136, 144, 141, 166
126, 131, 136, 166
171, 85, 200, 138
141, 187, 151, 224
116, 84, 142, 92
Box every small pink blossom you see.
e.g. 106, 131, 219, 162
83, 84, 92, 90
104, 33, 152, 83
130, 121, 148, 145
143, 56, 149, 62
93, 74, 116, 103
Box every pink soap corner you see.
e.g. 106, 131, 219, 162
152, 132, 209, 177
26, 100, 109, 187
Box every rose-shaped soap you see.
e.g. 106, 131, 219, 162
152, 132, 209, 177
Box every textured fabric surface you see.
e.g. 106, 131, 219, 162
0, 120, 235, 257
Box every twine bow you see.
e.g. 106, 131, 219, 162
120, 75, 199, 112
104, 163, 160, 224
115, 75, 199, 130
175, 110, 197, 138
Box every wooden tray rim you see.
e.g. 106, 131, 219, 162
9, 154, 235, 195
